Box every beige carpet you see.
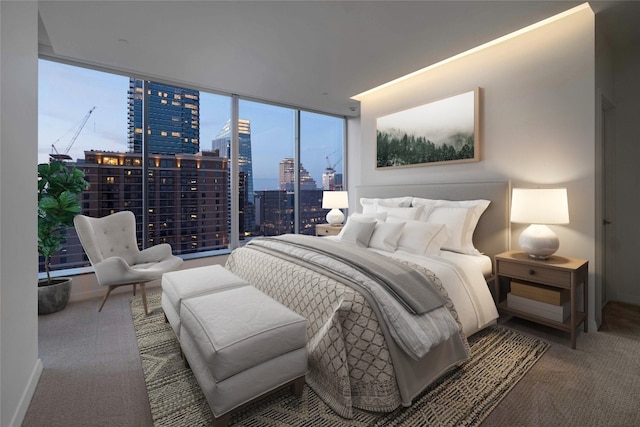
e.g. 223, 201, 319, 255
132, 292, 549, 426
482, 301, 640, 426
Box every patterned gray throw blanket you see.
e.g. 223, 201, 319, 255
226, 234, 469, 418
247, 235, 460, 360
258, 234, 446, 315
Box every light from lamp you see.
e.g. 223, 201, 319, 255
510, 188, 569, 259
322, 191, 348, 225
510, 188, 569, 224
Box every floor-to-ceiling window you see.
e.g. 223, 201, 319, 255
300, 111, 346, 235
38, 59, 345, 275
239, 100, 295, 238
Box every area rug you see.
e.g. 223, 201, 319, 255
132, 292, 549, 427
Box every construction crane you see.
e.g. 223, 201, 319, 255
325, 153, 341, 174
323, 153, 342, 190
50, 106, 96, 161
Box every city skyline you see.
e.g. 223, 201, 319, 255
38, 59, 344, 190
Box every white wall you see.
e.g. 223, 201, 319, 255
0, 2, 42, 426
352, 7, 596, 328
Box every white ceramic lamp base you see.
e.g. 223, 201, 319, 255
519, 224, 559, 259
325, 208, 345, 226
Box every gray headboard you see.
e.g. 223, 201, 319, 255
355, 180, 511, 259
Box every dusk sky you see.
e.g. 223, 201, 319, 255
38, 60, 344, 190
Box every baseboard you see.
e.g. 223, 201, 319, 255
8, 358, 43, 427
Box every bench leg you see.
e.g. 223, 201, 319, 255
212, 412, 230, 427
291, 376, 305, 398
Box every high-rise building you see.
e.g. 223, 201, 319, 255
254, 189, 323, 236
279, 158, 318, 191
41, 151, 230, 272
128, 79, 200, 155
212, 119, 255, 236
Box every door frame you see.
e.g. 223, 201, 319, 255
595, 88, 616, 327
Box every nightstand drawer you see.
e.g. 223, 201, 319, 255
498, 260, 571, 287
316, 224, 343, 236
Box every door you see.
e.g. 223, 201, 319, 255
601, 93, 616, 315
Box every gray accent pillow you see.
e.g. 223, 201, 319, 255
340, 217, 376, 247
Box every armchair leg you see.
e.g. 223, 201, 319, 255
98, 286, 116, 312
133, 283, 136, 296
140, 283, 148, 315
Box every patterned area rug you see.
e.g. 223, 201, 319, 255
132, 292, 548, 427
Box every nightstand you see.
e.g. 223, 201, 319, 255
494, 250, 588, 349
315, 223, 343, 237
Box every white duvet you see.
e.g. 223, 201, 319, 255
370, 248, 498, 337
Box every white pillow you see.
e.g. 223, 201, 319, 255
339, 216, 376, 247
376, 196, 413, 207
360, 196, 412, 214
386, 217, 450, 255
350, 211, 387, 222
376, 205, 423, 220
368, 221, 405, 252
410, 197, 439, 221
424, 199, 490, 254
360, 198, 377, 215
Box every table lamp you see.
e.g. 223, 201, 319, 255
322, 191, 348, 225
510, 188, 569, 259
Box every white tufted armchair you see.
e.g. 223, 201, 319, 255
74, 211, 183, 314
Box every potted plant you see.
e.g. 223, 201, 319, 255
37, 160, 89, 314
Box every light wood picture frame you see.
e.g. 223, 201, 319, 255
376, 88, 480, 168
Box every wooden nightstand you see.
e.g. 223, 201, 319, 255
494, 250, 588, 349
315, 223, 343, 237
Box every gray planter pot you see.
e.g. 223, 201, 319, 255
38, 278, 72, 315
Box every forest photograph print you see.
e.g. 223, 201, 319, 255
376, 89, 479, 168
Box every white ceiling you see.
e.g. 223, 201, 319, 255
38, 1, 637, 118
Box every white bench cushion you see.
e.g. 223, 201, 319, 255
180, 286, 307, 382
161, 265, 249, 338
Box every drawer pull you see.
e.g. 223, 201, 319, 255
528, 269, 535, 275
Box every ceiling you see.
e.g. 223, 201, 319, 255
38, 1, 638, 118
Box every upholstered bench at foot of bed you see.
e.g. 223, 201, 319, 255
161, 264, 249, 339
180, 286, 308, 427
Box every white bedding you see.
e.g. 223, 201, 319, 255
370, 248, 498, 337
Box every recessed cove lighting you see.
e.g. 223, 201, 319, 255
352, 2, 592, 100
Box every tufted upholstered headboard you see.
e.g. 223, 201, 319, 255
355, 180, 511, 259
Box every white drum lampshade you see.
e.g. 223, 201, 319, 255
510, 188, 569, 259
322, 191, 348, 225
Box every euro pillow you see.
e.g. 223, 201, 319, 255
350, 211, 387, 222
339, 216, 376, 247
375, 205, 423, 221
368, 221, 405, 252
421, 199, 490, 254
386, 217, 449, 255
360, 196, 412, 214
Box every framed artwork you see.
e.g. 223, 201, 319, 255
376, 88, 480, 168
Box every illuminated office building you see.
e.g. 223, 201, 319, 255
41, 151, 229, 272
212, 119, 255, 236
279, 158, 318, 191
128, 79, 200, 154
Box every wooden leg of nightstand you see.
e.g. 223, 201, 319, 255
571, 282, 577, 349
584, 279, 589, 333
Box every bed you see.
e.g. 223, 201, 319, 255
225, 181, 510, 418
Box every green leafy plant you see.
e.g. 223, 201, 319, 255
38, 160, 89, 285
